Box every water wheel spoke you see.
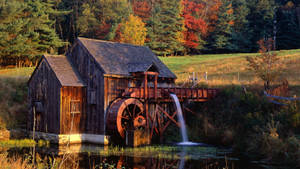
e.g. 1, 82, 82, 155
133, 103, 137, 118
136, 110, 143, 116
124, 102, 133, 118
121, 116, 130, 120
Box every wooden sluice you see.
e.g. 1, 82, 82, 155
124, 87, 218, 102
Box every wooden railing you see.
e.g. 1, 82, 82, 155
123, 87, 218, 102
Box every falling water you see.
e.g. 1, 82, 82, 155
170, 93, 188, 142
170, 93, 203, 146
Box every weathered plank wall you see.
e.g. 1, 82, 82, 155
104, 77, 130, 111
60, 86, 86, 134
28, 59, 61, 134
67, 42, 105, 134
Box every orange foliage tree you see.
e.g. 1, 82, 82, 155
132, 0, 152, 21
182, 0, 208, 50
181, 0, 221, 51
116, 14, 147, 46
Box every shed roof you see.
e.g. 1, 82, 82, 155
44, 54, 85, 87
78, 37, 176, 78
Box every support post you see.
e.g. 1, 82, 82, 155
154, 74, 158, 100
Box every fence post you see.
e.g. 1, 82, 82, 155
205, 72, 208, 81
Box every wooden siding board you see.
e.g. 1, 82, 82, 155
28, 59, 61, 134
67, 43, 105, 134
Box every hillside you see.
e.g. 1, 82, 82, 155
160, 49, 300, 93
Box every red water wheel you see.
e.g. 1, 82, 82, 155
106, 98, 146, 138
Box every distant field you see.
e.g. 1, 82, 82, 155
0, 67, 34, 78
160, 49, 300, 93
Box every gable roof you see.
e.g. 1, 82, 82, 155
43, 54, 85, 87
127, 62, 154, 73
77, 37, 176, 78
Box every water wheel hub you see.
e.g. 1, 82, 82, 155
134, 115, 146, 128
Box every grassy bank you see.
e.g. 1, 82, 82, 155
0, 67, 34, 129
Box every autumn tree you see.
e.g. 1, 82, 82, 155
116, 14, 147, 45
96, 0, 132, 40
132, 0, 152, 21
246, 39, 283, 89
181, 0, 207, 52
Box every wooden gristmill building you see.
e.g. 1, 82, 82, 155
28, 37, 217, 146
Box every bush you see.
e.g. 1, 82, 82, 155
0, 77, 28, 129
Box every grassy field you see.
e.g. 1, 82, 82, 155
0, 67, 34, 78
0, 48, 300, 92
160, 49, 300, 93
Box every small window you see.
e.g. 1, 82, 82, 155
70, 100, 81, 114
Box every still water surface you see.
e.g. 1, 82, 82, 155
5, 144, 287, 169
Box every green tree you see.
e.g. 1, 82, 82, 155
96, 0, 132, 40
76, 2, 99, 38
206, 0, 235, 53
0, 0, 65, 67
231, 0, 252, 52
247, 0, 277, 51
276, 3, 300, 49
147, 0, 185, 56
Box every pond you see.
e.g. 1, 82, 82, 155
3, 143, 287, 169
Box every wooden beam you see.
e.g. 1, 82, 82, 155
157, 106, 180, 127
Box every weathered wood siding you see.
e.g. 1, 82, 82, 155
60, 87, 86, 134
28, 59, 61, 134
104, 77, 130, 111
67, 42, 105, 134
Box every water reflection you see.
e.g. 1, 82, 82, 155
4, 144, 275, 169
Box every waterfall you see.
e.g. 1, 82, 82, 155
170, 94, 188, 142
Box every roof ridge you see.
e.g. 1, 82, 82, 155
78, 37, 146, 48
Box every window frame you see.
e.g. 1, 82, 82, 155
70, 100, 81, 114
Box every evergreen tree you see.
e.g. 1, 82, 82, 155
206, 0, 235, 53
96, 0, 132, 40
276, 5, 300, 49
76, 2, 99, 38
0, 0, 65, 66
231, 0, 252, 52
147, 0, 185, 56
247, 0, 276, 51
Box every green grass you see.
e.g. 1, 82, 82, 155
98, 145, 224, 160
0, 67, 34, 78
0, 139, 49, 148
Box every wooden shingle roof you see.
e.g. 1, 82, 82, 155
44, 54, 85, 87
78, 37, 177, 78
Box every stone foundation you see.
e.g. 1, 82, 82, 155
29, 132, 109, 145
